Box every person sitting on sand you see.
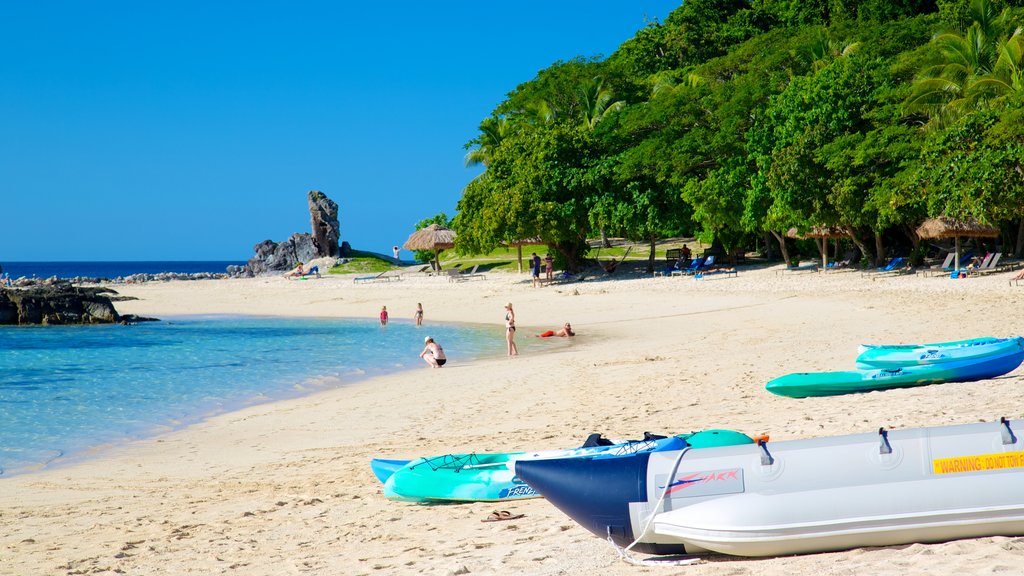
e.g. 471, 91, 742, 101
420, 336, 446, 368
536, 323, 575, 338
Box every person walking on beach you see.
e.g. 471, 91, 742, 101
544, 253, 554, 282
420, 336, 446, 368
504, 302, 518, 356
531, 253, 541, 288
414, 303, 424, 326
380, 306, 389, 326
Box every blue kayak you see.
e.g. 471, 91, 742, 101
768, 344, 1024, 398
855, 336, 1023, 370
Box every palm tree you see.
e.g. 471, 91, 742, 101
464, 117, 511, 168
577, 76, 625, 129
800, 29, 860, 72
907, 0, 1022, 129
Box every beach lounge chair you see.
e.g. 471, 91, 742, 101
449, 264, 485, 282
969, 253, 1003, 276
673, 256, 706, 276
696, 254, 716, 272
353, 271, 387, 283
919, 252, 955, 276
354, 271, 401, 284
862, 256, 906, 276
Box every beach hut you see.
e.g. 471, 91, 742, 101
786, 226, 847, 269
403, 224, 456, 272
916, 217, 1000, 272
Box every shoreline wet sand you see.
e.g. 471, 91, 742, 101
3, 268, 1024, 575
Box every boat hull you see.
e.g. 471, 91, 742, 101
516, 419, 1024, 557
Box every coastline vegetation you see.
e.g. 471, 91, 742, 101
452, 0, 1024, 272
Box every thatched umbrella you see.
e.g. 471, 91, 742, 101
786, 226, 847, 268
403, 224, 456, 271
504, 237, 545, 273
916, 217, 1000, 272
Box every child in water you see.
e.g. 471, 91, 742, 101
380, 306, 389, 326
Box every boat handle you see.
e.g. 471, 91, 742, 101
757, 438, 774, 466
878, 427, 892, 455
1001, 417, 1017, 446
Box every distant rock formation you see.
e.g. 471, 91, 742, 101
237, 191, 341, 276
0, 286, 158, 325
308, 190, 340, 258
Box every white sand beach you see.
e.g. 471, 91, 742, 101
4, 266, 1024, 575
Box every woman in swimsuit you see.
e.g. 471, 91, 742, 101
414, 303, 424, 326
504, 302, 518, 356
420, 336, 447, 368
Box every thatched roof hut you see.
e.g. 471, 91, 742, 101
916, 217, 999, 271
785, 226, 848, 268
403, 224, 456, 270
915, 217, 999, 239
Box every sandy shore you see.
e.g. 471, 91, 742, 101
3, 265, 1024, 575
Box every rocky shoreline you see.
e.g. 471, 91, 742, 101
0, 285, 158, 325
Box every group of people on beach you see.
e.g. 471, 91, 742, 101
379, 303, 424, 327
530, 253, 554, 288
376, 300, 573, 368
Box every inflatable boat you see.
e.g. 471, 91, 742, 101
516, 418, 1024, 557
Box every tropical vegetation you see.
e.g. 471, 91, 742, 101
450, 0, 1024, 272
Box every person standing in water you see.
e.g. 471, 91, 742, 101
414, 303, 424, 326
380, 306, 389, 326
504, 302, 518, 356
420, 336, 446, 368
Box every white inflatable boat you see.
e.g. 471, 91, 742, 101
516, 418, 1024, 557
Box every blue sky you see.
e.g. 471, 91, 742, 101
1, 1, 680, 261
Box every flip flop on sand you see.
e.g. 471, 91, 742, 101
481, 510, 524, 522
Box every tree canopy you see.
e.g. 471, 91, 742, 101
452, 0, 1024, 270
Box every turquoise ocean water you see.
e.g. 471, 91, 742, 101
0, 316, 501, 477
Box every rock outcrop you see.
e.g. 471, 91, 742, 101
0, 286, 157, 325
243, 233, 319, 276
237, 190, 342, 276
308, 190, 340, 258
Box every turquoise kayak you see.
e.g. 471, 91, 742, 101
380, 430, 753, 503
767, 346, 1024, 398
370, 458, 410, 484
855, 336, 1021, 369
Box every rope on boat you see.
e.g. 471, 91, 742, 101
608, 446, 701, 567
